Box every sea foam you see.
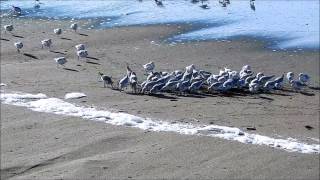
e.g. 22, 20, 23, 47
64, 92, 87, 99
1, 91, 319, 154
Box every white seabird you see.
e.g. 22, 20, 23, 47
286, 72, 294, 82
129, 72, 138, 93
77, 50, 88, 60
4, 25, 13, 33
54, 28, 62, 35
41, 39, 52, 49
14, 42, 23, 53
298, 73, 310, 85
119, 75, 129, 91
98, 72, 113, 88
75, 44, 85, 51
70, 23, 78, 32
54, 57, 67, 68
185, 64, 195, 74
143, 61, 155, 74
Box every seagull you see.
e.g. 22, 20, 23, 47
273, 74, 284, 89
11, 6, 22, 16
290, 80, 305, 91
54, 57, 67, 68
228, 71, 240, 80
98, 72, 113, 88
208, 82, 223, 92
4, 25, 13, 33
222, 78, 235, 91
155, 0, 163, 6
188, 80, 203, 92
75, 44, 85, 51
54, 28, 62, 35
181, 72, 192, 82
249, 82, 259, 93
185, 64, 195, 74
161, 80, 179, 91
286, 72, 294, 82
41, 39, 52, 49
150, 83, 165, 94
258, 75, 275, 84
129, 72, 138, 93
298, 73, 310, 85
176, 80, 190, 94
143, 61, 155, 74
70, 23, 78, 32
256, 72, 264, 79
141, 80, 158, 93
218, 76, 227, 83
245, 76, 255, 87
263, 81, 276, 91
14, 42, 23, 53
199, 70, 211, 79
77, 50, 88, 60
119, 74, 129, 91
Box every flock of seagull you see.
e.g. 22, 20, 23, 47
4, 4, 312, 96
5, 22, 88, 67
99, 62, 311, 95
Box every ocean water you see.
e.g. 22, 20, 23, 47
1, 0, 319, 49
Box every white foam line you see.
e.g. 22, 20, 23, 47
1, 92, 319, 154
64, 92, 87, 99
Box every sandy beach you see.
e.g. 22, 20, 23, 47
1, 17, 319, 179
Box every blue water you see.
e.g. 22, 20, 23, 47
1, 0, 319, 50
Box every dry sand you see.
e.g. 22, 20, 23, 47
1, 18, 319, 179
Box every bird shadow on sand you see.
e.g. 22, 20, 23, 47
87, 56, 100, 60
23, 53, 39, 59
78, 33, 89, 36
63, 68, 79, 72
265, 91, 291, 97
49, 50, 67, 55
257, 96, 274, 101
60, 37, 72, 41
300, 91, 315, 96
1, 38, 10, 41
309, 86, 320, 91
86, 61, 101, 65
12, 34, 24, 38
148, 93, 179, 100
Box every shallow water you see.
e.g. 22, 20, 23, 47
1, 0, 319, 49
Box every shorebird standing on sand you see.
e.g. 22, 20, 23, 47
76, 50, 88, 60
54, 28, 62, 35
143, 61, 155, 74
41, 39, 52, 49
98, 72, 113, 88
75, 44, 85, 51
54, 57, 67, 68
70, 23, 78, 32
298, 73, 310, 85
14, 42, 23, 53
4, 25, 13, 34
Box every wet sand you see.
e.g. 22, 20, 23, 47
1, 18, 319, 179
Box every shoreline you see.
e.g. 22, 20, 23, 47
2, 15, 319, 52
